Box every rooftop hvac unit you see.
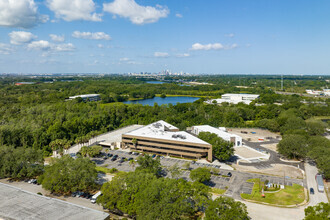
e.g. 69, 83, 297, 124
172, 134, 177, 138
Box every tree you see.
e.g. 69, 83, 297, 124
190, 167, 211, 183
183, 161, 191, 170
136, 154, 162, 176
305, 119, 327, 136
39, 155, 98, 194
0, 146, 44, 180
304, 202, 330, 220
205, 197, 249, 220
167, 162, 182, 179
277, 134, 308, 159
198, 132, 234, 161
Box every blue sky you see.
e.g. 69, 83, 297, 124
0, 0, 329, 74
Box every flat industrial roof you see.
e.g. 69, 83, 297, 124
222, 93, 260, 97
192, 125, 241, 139
69, 94, 100, 99
0, 182, 109, 220
124, 120, 210, 145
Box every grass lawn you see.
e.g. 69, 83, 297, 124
211, 188, 226, 195
241, 178, 305, 206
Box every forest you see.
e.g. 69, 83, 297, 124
0, 75, 329, 177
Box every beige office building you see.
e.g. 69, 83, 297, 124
122, 120, 213, 161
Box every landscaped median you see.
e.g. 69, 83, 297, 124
241, 178, 306, 207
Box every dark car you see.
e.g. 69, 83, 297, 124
227, 172, 232, 177
103, 156, 108, 160
310, 188, 314, 194
111, 156, 118, 161
128, 157, 133, 161
128, 152, 132, 155
152, 154, 156, 158
118, 159, 124, 163
107, 153, 113, 157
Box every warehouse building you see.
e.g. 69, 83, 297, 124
205, 93, 259, 105
0, 182, 109, 220
68, 94, 100, 102
122, 120, 213, 161
191, 125, 242, 147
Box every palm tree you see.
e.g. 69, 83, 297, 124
129, 159, 136, 169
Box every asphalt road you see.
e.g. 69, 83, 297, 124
239, 140, 305, 171
304, 161, 328, 206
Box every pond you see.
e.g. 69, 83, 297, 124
146, 81, 166, 84
123, 96, 200, 106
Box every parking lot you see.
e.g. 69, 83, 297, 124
91, 149, 305, 200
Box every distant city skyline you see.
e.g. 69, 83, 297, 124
0, 0, 329, 75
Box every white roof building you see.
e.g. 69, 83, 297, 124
191, 125, 242, 147
125, 120, 209, 145
68, 94, 100, 101
205, 93, 259, 105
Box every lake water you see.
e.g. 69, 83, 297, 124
123, 96, 199, 106
146, 81, 166, 84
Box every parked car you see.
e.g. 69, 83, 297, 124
107, 153, 113, 157
121, 157, 126, 160
152, 154, 156, 158
227, 172, 232, 177
118, 159, 124, 163
128, 152, 132, 155
103, 156, 108, 160
128, 157, 133, 161
310, 188, 314, 195
111, 156, 117, 161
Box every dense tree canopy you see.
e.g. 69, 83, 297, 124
0, 146, 44, 179
304, 202, 330, 220
198, 132, 234, 161
205, 197, 249, 220
39, 155, 98, 194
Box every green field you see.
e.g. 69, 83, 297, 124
241, 179, 305, 206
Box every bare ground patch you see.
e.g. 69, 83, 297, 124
232, 164, 304, 179
229, 128, 281, 142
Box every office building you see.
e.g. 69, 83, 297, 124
191, 125, 242, 147
206, 93, 260, 105
122, 120, 213, 161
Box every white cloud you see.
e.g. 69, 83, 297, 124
176, 53, 190, 57
225, 33, 235, 38
27, 40, 75, 52
97, 44, 104, 48
175, 13, 183, 18
190, 43, 224, 51
53, 43, 75, 52
119, 57, 130, 61
225, 43, 238, 49
49, 34, 65, 42
47, 0, 102, 22
27, 40, 51, 50
72, 31, 111, 40
103, 0, 169, 25
0, 0, 48, 28
0, 43, 13, 55
154, 52, 169, 58
9, 31, 37, 45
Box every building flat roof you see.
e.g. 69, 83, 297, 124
0, 182, 109, 220
69, 94, 100, 99
192, 125, 241, 139
124, 120, 210, 145
222, 93, 260, 98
